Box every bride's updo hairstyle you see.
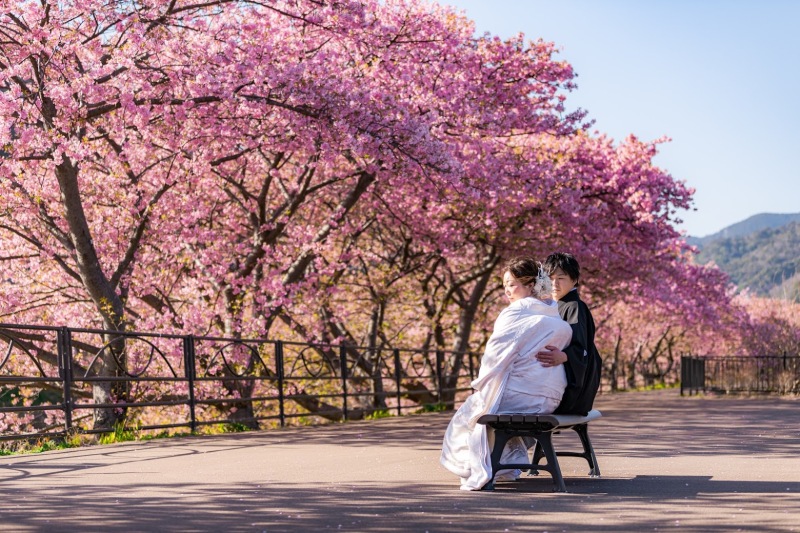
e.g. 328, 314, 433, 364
503, 256, 553, 300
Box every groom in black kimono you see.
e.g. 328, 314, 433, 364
537, 252, 601, 416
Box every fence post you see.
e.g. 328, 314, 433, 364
184, 335, 197, 433
276, 341, 285, 427
59, 327, 73, 433
435, 350, 443, 404
700, 357, 707, 394
468, 351, 475, 382
339, 344, 348, 421
681, 354, 692, 396
393, 349, 402, 416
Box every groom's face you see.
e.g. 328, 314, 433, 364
550, 268, 577, 301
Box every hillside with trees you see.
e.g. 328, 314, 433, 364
688, 212, 800, 248
696, 221, 800, 299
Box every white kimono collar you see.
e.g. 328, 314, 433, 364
509, 296, 561, 317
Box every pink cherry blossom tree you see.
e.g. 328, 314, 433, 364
1, 0, 769, 435
1, 0, 583, 426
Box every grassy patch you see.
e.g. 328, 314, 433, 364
364, 408, 392, 420
415, 402, 448, 413
98, 424, 138, 445
0, 431, 86, 456
628, 383, 680, 392
140, 430, 192, 441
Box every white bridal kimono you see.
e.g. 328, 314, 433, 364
440, 296, 572, 490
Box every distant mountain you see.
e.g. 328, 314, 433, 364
689, 212, 800, 249
694, 219, 800, 299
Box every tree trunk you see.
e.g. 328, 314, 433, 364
220, 304, 259, 429
440, 265, 496, 407
54, 155, 128, 430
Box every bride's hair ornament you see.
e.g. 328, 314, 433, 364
532, 263, 553, 299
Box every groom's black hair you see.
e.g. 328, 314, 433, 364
543, 252, 580, 285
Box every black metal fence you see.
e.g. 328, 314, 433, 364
681, 354, 800, 395
0, 323, 480, 444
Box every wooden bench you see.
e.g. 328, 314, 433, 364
476, 409, 602, 492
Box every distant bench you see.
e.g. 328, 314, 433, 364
477, 409, 602, 492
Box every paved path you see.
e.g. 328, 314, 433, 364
1, 390, 799, 532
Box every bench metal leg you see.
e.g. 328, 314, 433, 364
485, 429, 567, 492
531, 438, 544, 472
572, 424, 601, 477
534, 432, 567, 492
481, 429, 514, 491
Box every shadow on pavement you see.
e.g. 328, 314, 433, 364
2, 476, 799, 532
2, 390, 800, 532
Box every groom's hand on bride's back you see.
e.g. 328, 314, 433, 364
536, 345, 567, 367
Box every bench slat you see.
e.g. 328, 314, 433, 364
477, 409, 601, 429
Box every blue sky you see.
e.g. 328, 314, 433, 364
443, 0, 800, 237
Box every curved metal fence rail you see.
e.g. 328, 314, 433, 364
0, 323, 479, 443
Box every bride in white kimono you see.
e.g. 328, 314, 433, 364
440, 256, 573, 490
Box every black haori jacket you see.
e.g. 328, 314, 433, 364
554, 289, 602, 416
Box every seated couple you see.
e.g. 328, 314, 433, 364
440, 254, 600, 490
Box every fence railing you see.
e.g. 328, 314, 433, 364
681, 354, 800, 396
0, 323, 480, 444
